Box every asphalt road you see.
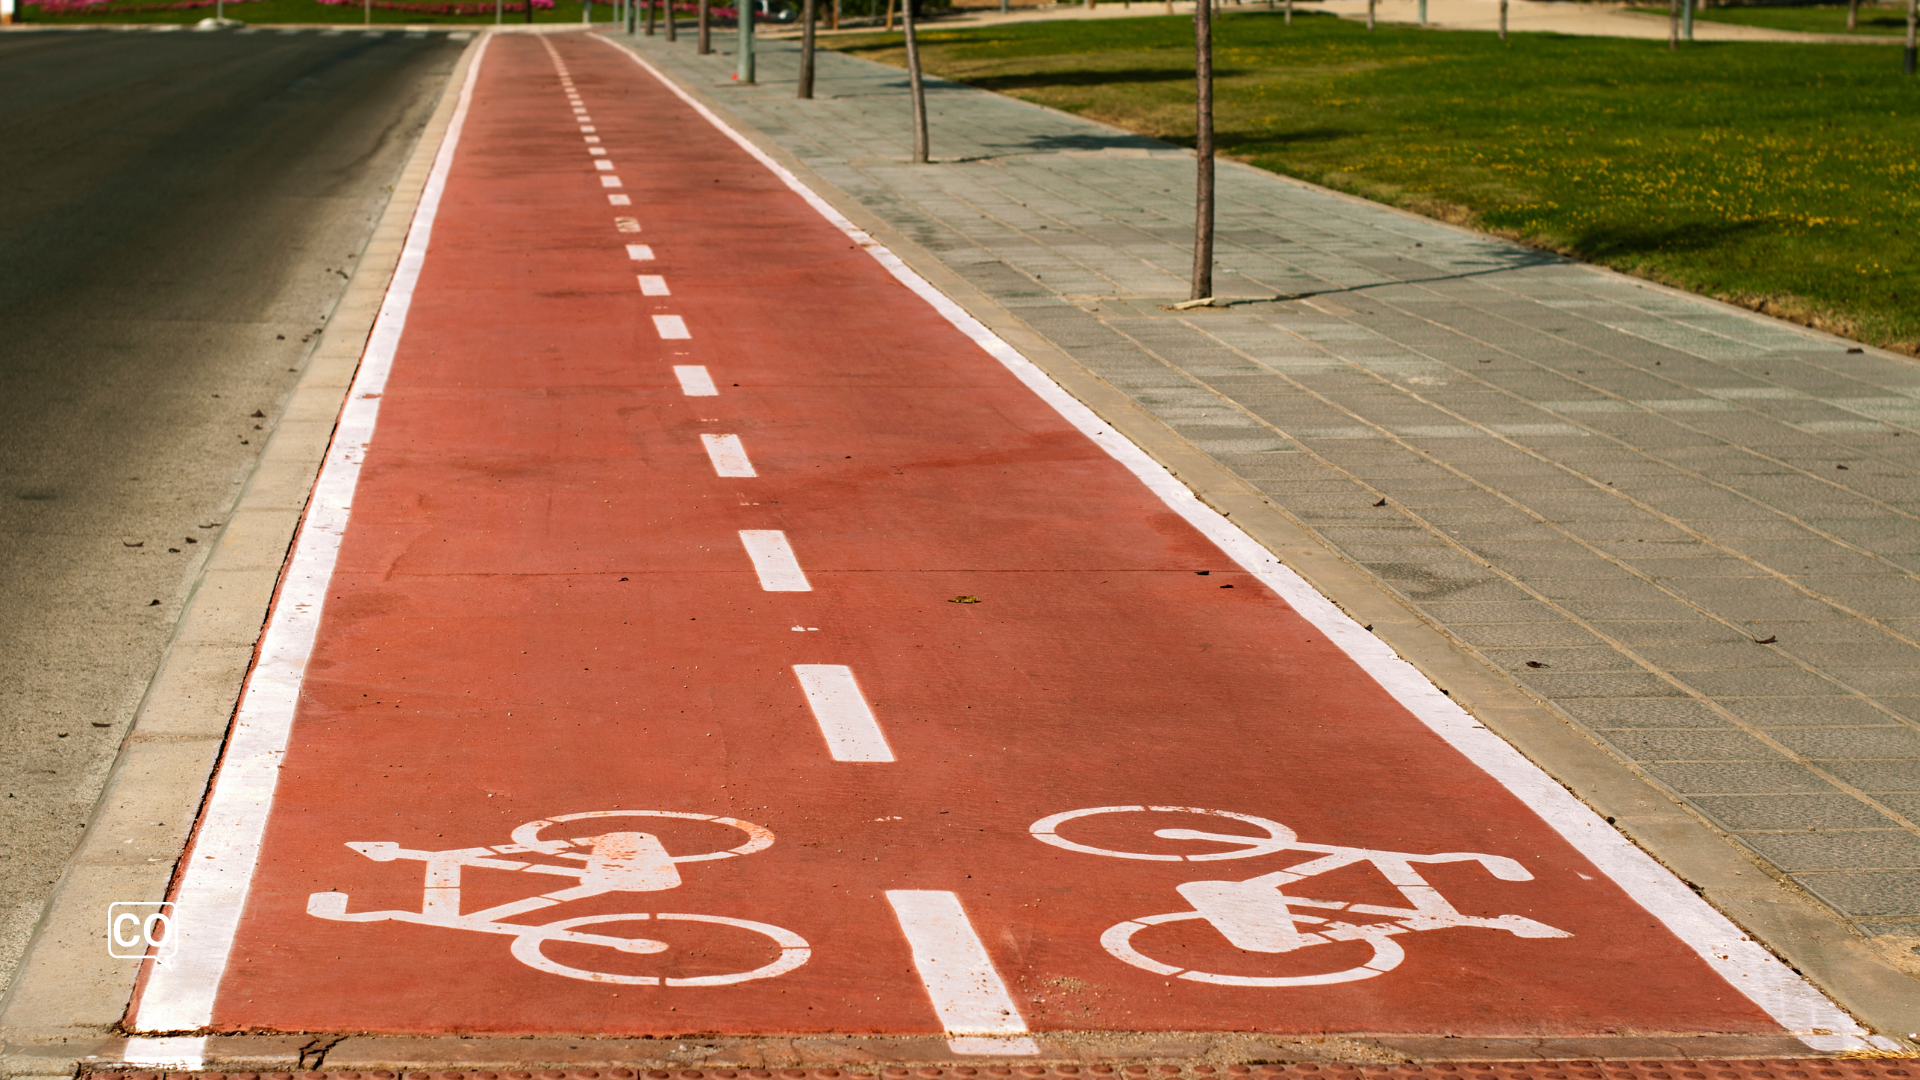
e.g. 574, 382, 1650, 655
0, 25, 464, 1001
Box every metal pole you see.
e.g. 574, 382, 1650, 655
737, 0, 754, 83
365, 0, 370, 25
698, 0, 710, 51
497, 0, 503, 24
798, 0, 815, 96
1907, 0, 1917, 74
1000, 0, 1007, 14
1190, 0, 1213, 303
1681, 0, 1693, 40
1417, 0, 1425, 23
903, 0, 928, 163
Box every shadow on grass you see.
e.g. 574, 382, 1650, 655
961, 66, 1245, 91
1566, 218, 1777, 262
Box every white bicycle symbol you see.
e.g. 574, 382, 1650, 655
307, 810, 809, 986
1031, 805, 1570, 987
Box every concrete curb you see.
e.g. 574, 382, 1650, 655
0, 31, 486, 1080
601, 31, 1920, 1048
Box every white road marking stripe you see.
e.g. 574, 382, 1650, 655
581, 125, 597, 133
793, 665, 893, 762
594, 160, 615, 171
597, 34, 1890, 1052
122, 1037, 207, 1069
673, 365, 717, 396
616, 217, 641, 232
638, 275, 670, 296
627, 244, 655, 261
701, 434, 755, 477
653, 314, 689, 339
131, 32, 497, 1035
885, 891, 1037, 1055
589, 147, 608, 156
608, 194, 630, 206
601, 176, 622, 189
738, 530, 808, 591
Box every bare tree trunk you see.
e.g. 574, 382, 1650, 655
799, 0, 816, 97
1667, 0, 1677, 49
1847, 0, 1857, 29
665, 0, 676, 39
903, 0, 929, 163
885, 0, 893, 30
1189, 0, 1213, 303
831, 0, 839, 28
1366, 0, 1375, 29
1498, 0, 1506, 38
644, 0, 654, 34
698, 0, 710, 51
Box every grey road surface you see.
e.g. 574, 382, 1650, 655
0, 26, 463, 999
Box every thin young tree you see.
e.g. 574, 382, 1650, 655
1847, 0, 1857, 31
1907, 0, 1917, 74
698, 0, 710, 52
799, 0, 817, 98
665, 0, 676, 40
1667, 0, 1678, 49
903, 0, 929, 163
1189, 0, 1214, 303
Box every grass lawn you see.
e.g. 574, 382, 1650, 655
20, 0, 604, 23
1629, 3, 1913, 35
831, 13, 1920, 352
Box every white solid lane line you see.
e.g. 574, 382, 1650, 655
738, 530, 808, 591
793, 665, 893, 762
673, 365, 717, 396
701, 434, 755, 478
627, 244, 655, 261
653, 314, 689, 339
884, 891, 1039, 1055
638, 275, 670, 296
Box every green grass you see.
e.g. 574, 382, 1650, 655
22, 0, 603, 23
832, 13, 1920, 351
1629, 3, 1912, 35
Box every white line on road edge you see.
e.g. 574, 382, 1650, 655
674, 364, 717, 396
738, 529, 809, 591
885, 891, 1038, 1055
122, 1037, 206, 1069
702, 433, 756, 477
130, 34, 495, 1034
653, 314, 690, 339
639, 275, 670, 295
597, 34, 1892, 1052
627, 244, 655, 261
793, 665, 894, 762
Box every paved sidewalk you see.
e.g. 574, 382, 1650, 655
618, 32, 1920, 969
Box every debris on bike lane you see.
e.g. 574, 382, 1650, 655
127, 32, 1881, 1054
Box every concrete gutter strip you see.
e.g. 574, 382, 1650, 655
604, 36, 1920, 1048
0, 33, 484, 1080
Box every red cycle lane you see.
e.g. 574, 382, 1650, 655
131, 31, 1859, 1050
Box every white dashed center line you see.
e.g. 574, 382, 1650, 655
701, 434, 756, 477
793, 665, 893, 762
626, 244, 655, 261
653, 314, 689, 339
638, 275, 670, 296
615, 217, 641, 232
885, 891, 1038, 1055
673, 366, 718, 396
601, 176, 623, 189
738, 530, 809, 591
594, 160, 615, 171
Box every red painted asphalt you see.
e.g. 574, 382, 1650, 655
153, 33, 1786, 1041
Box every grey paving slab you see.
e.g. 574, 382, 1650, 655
620, 29, 1920, 952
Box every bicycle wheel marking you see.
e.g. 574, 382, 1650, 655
309, 810, 809, 987
1037, 805, 1568, 988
